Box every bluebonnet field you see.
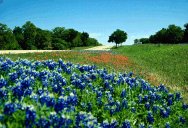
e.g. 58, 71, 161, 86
0, 57, 187, 128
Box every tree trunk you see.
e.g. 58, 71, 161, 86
116, 43, 117, 48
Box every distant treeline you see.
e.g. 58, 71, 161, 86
0, 21, 101, 50
134, 23, 188, 44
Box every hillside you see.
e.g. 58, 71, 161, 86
112, 44, 188, 101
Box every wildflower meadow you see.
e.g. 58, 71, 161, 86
0, 57, 187, 128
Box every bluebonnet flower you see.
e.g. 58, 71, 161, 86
160, 109, 169, 118
54, 97, 67, 112
4, 103, 15, 115
67, 92, 78, 106
110, 119, 118, 128
121, 89, 126, 98
110, 107, 116, 116
143, 95, 149, 102
12, 85, 24, 100
122, 98, 128, 109
167, 98, 173, 106
152, 105, 158, 113
104, 80, 110, 89
165, 122, 170, 128
138, 94, 142, 103
101, 120, 110, 128
155, 93, 161, 101
128, 72, 133, 77
158, 84, 168, 93
175, 92, 181, 101
24, 88, 32, 96
167, 93, 174, 99
166, 107, 171, 115
0, 89, 7, 99
139, 123, 145, 128
0, 78, 7, 88
25, 107, 36, 127
49, 112, 60, 127
147, 112, 154, 124
21, 77, 33, 89
179, 116, 186, 124
122, 120, 131, 128
182, 103, 188, 110
131, 107, 136, 113
36, 118, 50, 128
150, 92, 156, 103
145, 102, 150, 110
1, 61, 9, 71
97, 90, 102, 98
9, 72, 18, 82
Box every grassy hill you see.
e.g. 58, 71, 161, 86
112, 44, 188, 101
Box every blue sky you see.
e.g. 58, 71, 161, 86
0, 0, 188, 45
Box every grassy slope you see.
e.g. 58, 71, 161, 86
112, 44, 188, 101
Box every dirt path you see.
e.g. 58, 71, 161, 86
0, 50, 68, 54
0, 46, 112, 54
84, 45, 112, 51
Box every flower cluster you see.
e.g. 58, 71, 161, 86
0, 57, 187, 127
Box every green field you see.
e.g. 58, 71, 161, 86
112, 44, 188, 101
0, 44, 187, 102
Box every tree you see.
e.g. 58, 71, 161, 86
87, 38, 100, 46
81, 32, 89, 46
52, 27, 65, 39
134, 39, 139, 44
73, 33, 82, 47
140, 38, 150, 44
183, 23, 188, 43
0, 23, 20, 50
108, 29, 127, 48
22, 21, 37, 49
166, 25, 183, 44
51, 38, 67, 50
13, 26, 24, 49
35, 29, 52, 49
62, 29, 78, 49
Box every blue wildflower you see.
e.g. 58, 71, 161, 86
0, 78, 7, 88
147, 112, 154, 124
4, 103, 15, 115
145, 102, 150, 110
179, 116, 186, 124
165, 122, 170, 128
121, 89, 126, 98
122, 120, 131, 128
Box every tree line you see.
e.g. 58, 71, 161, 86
134, 23, 188, 44
0, 21, 101, 50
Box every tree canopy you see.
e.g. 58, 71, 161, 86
135, 23, 187, 44
0, 21, 101, 50
108, 29, 127, 47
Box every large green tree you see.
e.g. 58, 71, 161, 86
62, 29, 78, 49
166, 25, 184, 44
81, 32, 89, 46
108, 29, 127, 47
22, 21, 37, 49
13, 26, 24, 49
0, 23, 20, 50
35, 29, 52, 49
183, 23, 188, 43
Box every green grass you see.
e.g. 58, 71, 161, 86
112, 44, 188, 101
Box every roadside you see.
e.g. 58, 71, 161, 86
84, 45, 113, 51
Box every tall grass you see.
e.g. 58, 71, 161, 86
112, 44, 188, 101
